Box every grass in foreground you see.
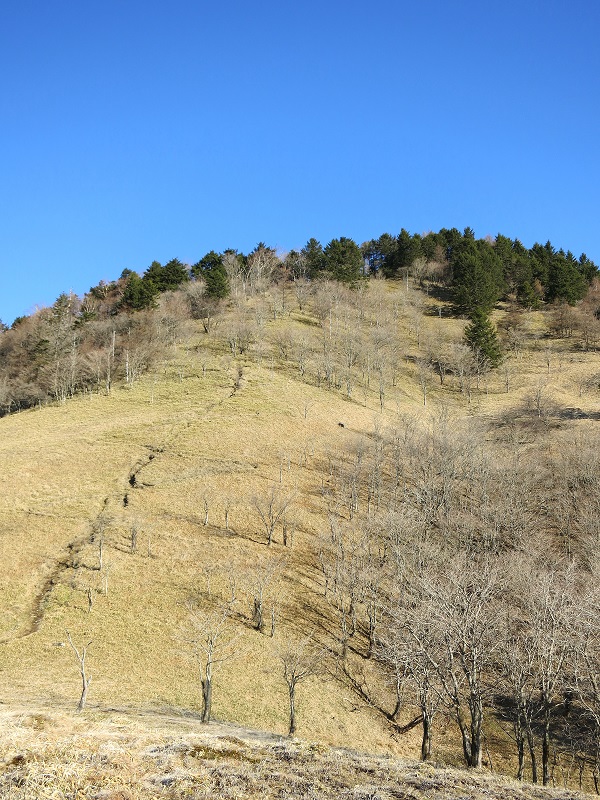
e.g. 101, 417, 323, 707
0, 706, 592, 800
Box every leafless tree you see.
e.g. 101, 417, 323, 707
421, 554, 504, 768
252, 487, 295, 546
246, 555, 286, 633
573, 584, 600, 792
293, 277, 311, 310
531, 567, 575, 786
91, 512, 113, 571
186, 603, 240, 723
223, 311, 257, 357
382, 606, 443, 760
246, 244, 280, 295
66, 630, 92, 712
279, 637, 322, 736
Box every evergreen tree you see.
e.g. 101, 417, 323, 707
452, 240, 503, 315
362, 233, 396, 275
143, 260, 164, 289
438, 227, 464, 262
204, 262, 230, 299
302, 238, 326, 279
382, 229, 421, 278
517, 280, 542, 310
546, 249, 588, 304
323, 237, 363, 283
578, 252, 598, 283
191, 251, 230, 299
161, 258, 190, 290
420, 231, 442, 262
529, 241, 554, 290
121, 272, 158, 311
192, 250, 222, 279
142, 258, 188, 293
464, 309, 502, 367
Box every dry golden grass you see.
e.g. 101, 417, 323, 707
1, 280, 600, 795
0, 705, 593, 800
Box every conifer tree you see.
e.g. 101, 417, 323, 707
302, 238, 326, 278
323, 237, 363, 284
121, 272, 158, 310
204, 262, 230, 299
464, 308, 502, 367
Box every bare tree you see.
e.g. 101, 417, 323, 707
66, 630, 92, 712
573, 584, 600, 792
246, 556, 285, 633
246, 244, 280, 295
293, 277, 311, 310
186, 603, 239, 723
252, 487, 295, 546
416, 358, 432, 407
90, 512, 113, 571
531, 567, 574, 786
500, 592, 542, 782
420, 554, 504, 769
279, 637, 322, 736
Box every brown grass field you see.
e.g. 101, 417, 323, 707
1, 280, 599, 797
0, 705, 590, 799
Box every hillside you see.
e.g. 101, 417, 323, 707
1, 278, 600, 795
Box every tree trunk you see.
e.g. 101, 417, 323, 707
526, 723, 537, 783
470, 701, 483, 768
201, 676, 212, 723
288, 683, 296, 736
514, 715, 525, 781
421, 712, 432, 761
367, 612, 376, 658
253, 598, 264, 632
542, 714, 551, 786
456, 706, 472, 767
78, 674, 91, 712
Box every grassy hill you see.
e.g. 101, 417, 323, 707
1, 279, 600, 795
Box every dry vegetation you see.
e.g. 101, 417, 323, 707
0, 706, 592, 799
1, 278, 600, 797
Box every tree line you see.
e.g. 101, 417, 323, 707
0, 227, 598, 415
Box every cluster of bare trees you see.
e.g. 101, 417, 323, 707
0, 291, 191, 414
184, 554, 322, 736
380, 547, 600, 789
311, 415, 600, 789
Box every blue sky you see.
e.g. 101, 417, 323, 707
1, 0, 599, 324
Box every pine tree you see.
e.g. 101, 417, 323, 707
121, 272, 158, 311
301, 238, 326, 278
204, 262, 230, 299
161, 258, 190, 290
464, 309, 502, 367
323, 237, 364, 284
452, 240, 503, 315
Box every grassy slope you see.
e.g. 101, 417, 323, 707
1, 282, 599, 794
0, 323, 403, 751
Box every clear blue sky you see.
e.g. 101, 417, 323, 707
1, 0, 599, 324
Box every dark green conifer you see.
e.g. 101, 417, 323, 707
464, 308, 502, 367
